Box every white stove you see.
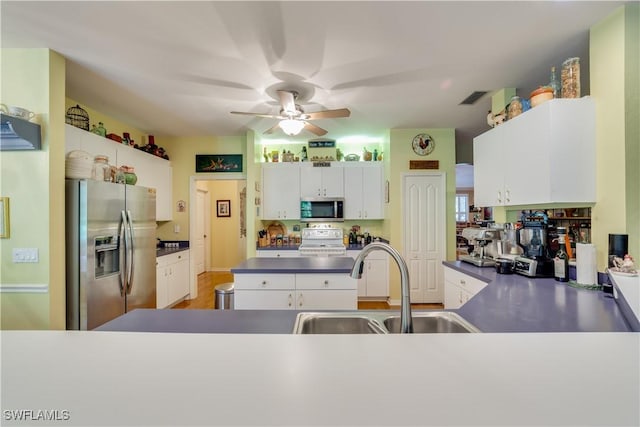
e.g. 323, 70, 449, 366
298, 227, 346, 257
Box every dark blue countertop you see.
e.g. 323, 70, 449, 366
445, 261, 633, 332
156, 246, 190, 257
231, 256, 355, 274
98, 258, 633, 334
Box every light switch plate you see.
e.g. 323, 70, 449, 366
12, 248, 39, 263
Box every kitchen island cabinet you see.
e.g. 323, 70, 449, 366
231, 257, 357, 309
473, 98, 595, 207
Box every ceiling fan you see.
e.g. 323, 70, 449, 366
231, 90, 350, 136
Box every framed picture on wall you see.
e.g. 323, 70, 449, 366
196, 154, 243, 173
0, 197, 9, 238
217, 200, 231, 217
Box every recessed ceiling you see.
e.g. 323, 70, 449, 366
0, 1, 628, 162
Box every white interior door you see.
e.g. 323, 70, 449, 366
195, 189, 206, 275
403, 173, 446, 303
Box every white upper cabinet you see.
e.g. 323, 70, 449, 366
344, 163, 384, 219
65, 124, 173, 221
262, 163, 301, 220
300, 163, 344, 197
473, 98, 595, 207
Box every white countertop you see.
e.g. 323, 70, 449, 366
2, 331, 638, 426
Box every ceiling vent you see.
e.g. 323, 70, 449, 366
459, 91, 488, 105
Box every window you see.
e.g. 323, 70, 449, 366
455, 194, 469, 222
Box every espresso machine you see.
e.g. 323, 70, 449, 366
459, 227, 502, 267
514, 212, 554, 277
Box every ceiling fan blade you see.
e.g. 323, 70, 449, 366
231, 111, 284, 119
303, 122, 328, 136
304, 108, 351, 120
277, 90, 296, 114
263, 123, 281, 134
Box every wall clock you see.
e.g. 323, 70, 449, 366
412, 133, 435, 156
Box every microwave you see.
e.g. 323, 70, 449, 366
300, 197, 344, 222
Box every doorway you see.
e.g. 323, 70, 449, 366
402, 172, 446, 303
188, 175, 246, 299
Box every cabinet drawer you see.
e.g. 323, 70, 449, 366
256, 250, 300, 258
443, 267, 488, 295
296, 274, 357, 290
156, 250, 188, 267
234, 274, 295, 290
234, 290, 295, 309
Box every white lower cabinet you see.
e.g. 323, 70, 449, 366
443, 266, 487, 309
156, 250, 190, 308
234, 273, 357, 309
347, 249, 389, 298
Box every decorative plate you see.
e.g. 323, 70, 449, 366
412, 133, 435, 156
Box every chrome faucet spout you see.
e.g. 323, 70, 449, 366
350, 242, 413, 333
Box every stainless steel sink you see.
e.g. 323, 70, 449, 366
292, 311, 480, 334
383, 312, 481, 333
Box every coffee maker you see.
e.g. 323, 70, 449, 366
514, 212, 554, 277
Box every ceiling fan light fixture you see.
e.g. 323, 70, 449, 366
279, 119, 305, 136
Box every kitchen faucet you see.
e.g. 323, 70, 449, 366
350, 242, 413, 333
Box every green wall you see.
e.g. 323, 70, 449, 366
0, 49, 66, 330
591, 4, 640, 269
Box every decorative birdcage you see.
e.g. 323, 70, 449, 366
65, 104, 90, 131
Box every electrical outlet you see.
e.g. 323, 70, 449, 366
12, 248, 39, 263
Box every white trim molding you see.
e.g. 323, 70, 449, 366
0, 283, 49, 293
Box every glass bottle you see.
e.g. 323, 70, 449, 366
549, 66, 560, 98
554, 227, 569, 282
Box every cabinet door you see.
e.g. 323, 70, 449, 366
299, 166, 323, 197
443, 281, 462, 310
169, 253, 190, 303
234, 290, 295, 309
364, 258, 388, 297
156, 265, 169, 309
144, 156, 172, 221
473, 128, 505, 207
344, 166, 364, 219
502, 108, 550, 206
361, 165, 384, 219
262, 164, 300, 219
321, 167, 344, 197
296, 290, 357, 310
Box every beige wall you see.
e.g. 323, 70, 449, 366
205, 179, 246, 270
0, 49, 66, 330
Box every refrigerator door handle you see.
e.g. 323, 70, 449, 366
119, 210, 127, 297
125, 210, 135, 294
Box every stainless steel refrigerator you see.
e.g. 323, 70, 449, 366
66, 179, 156, 330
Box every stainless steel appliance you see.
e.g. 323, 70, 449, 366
514, 212, 554, 277
300, 197, 344, 222
66, 179, 157, 330
458, 228, 502, 267
298, 227, 346, 256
